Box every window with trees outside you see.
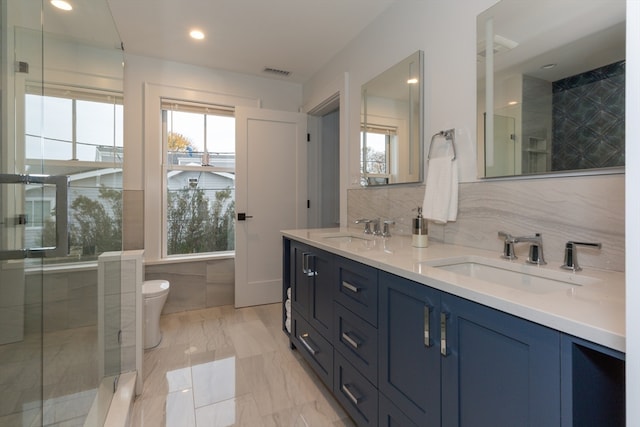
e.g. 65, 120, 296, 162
361, 125, 395, 185
25, 85, 123, 262
162, 100, 236, 256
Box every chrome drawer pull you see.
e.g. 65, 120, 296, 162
342, 331, 361, 349
440, 312, 449, 357
298, 333, 319, 355
424, 305, 432, 347
342, 281, 360, 293
342, 383, 361, 405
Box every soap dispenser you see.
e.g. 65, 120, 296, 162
412, 207, 428, 248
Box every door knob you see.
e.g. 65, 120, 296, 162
237, 213, 253, 221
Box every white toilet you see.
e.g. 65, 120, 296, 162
142, 279, 170, 349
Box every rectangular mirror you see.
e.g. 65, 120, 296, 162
361, 51, 423, 186
477, 0, 625, 178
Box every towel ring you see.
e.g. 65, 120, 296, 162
427, 129, 456, 161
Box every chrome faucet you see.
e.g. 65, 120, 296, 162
561, 241, 601, 271
355, 218, 373, 234
498, 231, 546, 265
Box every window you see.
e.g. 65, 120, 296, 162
361, 125, 396, 185
24, 85, 123, 261
161, 100, 236, 256
24, 199, 53, 228
25, 85, 123, 162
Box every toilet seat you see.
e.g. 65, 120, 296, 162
143, 280, 170, 298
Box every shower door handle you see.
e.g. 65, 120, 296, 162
0, 174, 69, 260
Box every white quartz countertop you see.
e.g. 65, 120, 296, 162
282, 228, 625, 353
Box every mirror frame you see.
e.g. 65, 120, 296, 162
477, 0, 626, 180
361, 50, 424, 186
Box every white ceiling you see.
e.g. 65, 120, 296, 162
105, 0, 397, 83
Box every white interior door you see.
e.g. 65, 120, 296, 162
235, 107, 307, 307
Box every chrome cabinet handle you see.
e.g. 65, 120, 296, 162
424, 305, 432, 347
302, 252, 317, 277
342, 383, 361, 405
341, 331, 361, 349
341, 281, 359, 293
298, 333, 318, 355
440, 312, 449, 356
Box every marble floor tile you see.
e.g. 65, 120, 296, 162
132, 303, 353, 426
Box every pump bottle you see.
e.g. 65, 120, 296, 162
412, 207, 428, 248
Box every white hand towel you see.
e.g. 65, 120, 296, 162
422, 157, 458, 223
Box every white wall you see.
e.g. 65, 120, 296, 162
121, 54, 303, 255
123, 54, 303, 192
625, 1, 639, 424
305, 0, 638, 424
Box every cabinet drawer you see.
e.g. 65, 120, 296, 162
333, 302, 378, 384
379, 393, 420, 427
292, 310, 333, 389
334, 257, 378, 326
334, 351, 378, 427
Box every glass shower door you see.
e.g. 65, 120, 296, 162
1, 0, 125, 424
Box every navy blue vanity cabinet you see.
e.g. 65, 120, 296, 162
288, 239, 336, 389
440, 292, 561, 427
334, 351, 379, 426
333, 257, 380, 426
379, 393, 420, 427
560, 334, 625, 427
333, 302, 378, 382
378, 271, 442, 426
334, 256, 379, 327
379, 271, 562, 427
289, 239, 335, 339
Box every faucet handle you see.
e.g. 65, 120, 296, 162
355, 218, 373, 235
561, 241, 602, 271
498, 231, 517, 260
526, 233, 546, 265
382, 220, 395, 238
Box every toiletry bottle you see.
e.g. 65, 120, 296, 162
412, 207, 428, 248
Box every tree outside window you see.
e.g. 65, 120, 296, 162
162, 101, 236, 256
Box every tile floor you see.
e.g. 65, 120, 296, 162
131, 303, 355, 426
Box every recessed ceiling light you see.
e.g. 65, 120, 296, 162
51, 0, 72, 11
508, 101, 518, 106
407, 78, 418, 84
541, 63, 557, 70
190, 29, 205, 40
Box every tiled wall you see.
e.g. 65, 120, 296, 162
25, 266, 98, 334
123, 189, 144, 251
348, 173, 625, 272
552, 61, 625, 171
144, 258, 234, 314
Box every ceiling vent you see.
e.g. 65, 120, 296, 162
477, 34, 519, 59
263, 67, 292, 77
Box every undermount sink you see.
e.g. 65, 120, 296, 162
421, 256, 600, 294
319, 232, 371, 243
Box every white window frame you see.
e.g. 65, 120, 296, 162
143, 83, 260, 263
161, 99, 236, 258
361, 123, 397, 182
25, 83, 123, 166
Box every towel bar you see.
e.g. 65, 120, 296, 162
427, 129, 456, 161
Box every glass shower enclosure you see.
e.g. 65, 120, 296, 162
1, 0, 125, 424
